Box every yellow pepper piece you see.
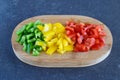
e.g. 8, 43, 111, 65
64, 45, 73, 51
58, 33, 64, 38
53, 23, 65, 34
47, 23, 52, 30
43, 24, 52, 32
64, 35, 73, 44
57, 38, 64, 53
63, 39, 68, 47
47, 38, 58, 47
53, 23, 64, 29
58, 43, 63, 51
44, 36, 53, 42
37, 22, 74, 55
35, 41, 46, 51
44, 31, 55, 36
57, 49, 65, 54
46, 46, 57, 55
44, 31, 55, 41
47, 42, 54, 47
43, 24, 49, 32
37, 25, 44, 31
51, 38, 58, 42
57, 38, 62, 45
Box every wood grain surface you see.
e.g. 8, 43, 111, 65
11, 15, 113, 67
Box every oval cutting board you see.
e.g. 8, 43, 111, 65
11, 15, 113, 67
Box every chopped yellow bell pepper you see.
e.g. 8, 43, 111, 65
47, 23, 52, 30
40, 22, 74, 55
58, 43, 63, 51
64, 45, 73, 51
47, 38, 58, 47
57, 38, 62, 45
57, 49, 65, 54
43, 23, 53, 32
64, 35, 73, 44
50, 38, 58, 43
53, 23, 65, 34
58, 33, 64, 38
63, 39, 68, 47
57, 38, 64, 54
44, 31, 55, 36
44, 36, 53, 42
44, 31, 55, 41
43, 24, 49, 32
46, 46, 57, 55
37, 25, 44, 31
35, 41, 46, 50
47, 42, 54, 47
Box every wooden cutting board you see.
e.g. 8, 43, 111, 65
11, 15, 113, 67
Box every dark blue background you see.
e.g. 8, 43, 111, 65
0, 0, 120, 80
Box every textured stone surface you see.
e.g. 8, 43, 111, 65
0, 0, 120, 80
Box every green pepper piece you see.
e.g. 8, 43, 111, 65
34, 29, 39, 34
32, 48, 40, 56
16, 34, 22, 42
35, 20, 44, 26
34, 20, 45, 28
36, 46, 43, 52
33, 45, 39, 48
34, 45, 42, 51
29, 43, 34, 51
26, 43, 34, 53
23, 30, 28, 35
26, 33, 34, 40
16, 25, 26, 35
41, 23, 44, 26
28, 27, 35, 33
34, 20, 41, 27
23, 42, 27, 51
26, 44, 30, 53
35, 32, 42, 38
41, 34, 45, 41
26, 22, 34, 30
27, 38, 36, 43
20, 35, 26, 45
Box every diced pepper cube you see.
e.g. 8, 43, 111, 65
63, 39, 68, 47
35, 41, 46, 51
53, 23, 65, 34
64, 35, 73, 44
37, 25, 44, 31
46, 46, 57, 55
64, 45, 73, 51
57, 49, 65, 54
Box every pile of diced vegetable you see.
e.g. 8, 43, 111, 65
16, 20, 106, 56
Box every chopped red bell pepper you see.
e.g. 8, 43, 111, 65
65, 21, 106, 52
